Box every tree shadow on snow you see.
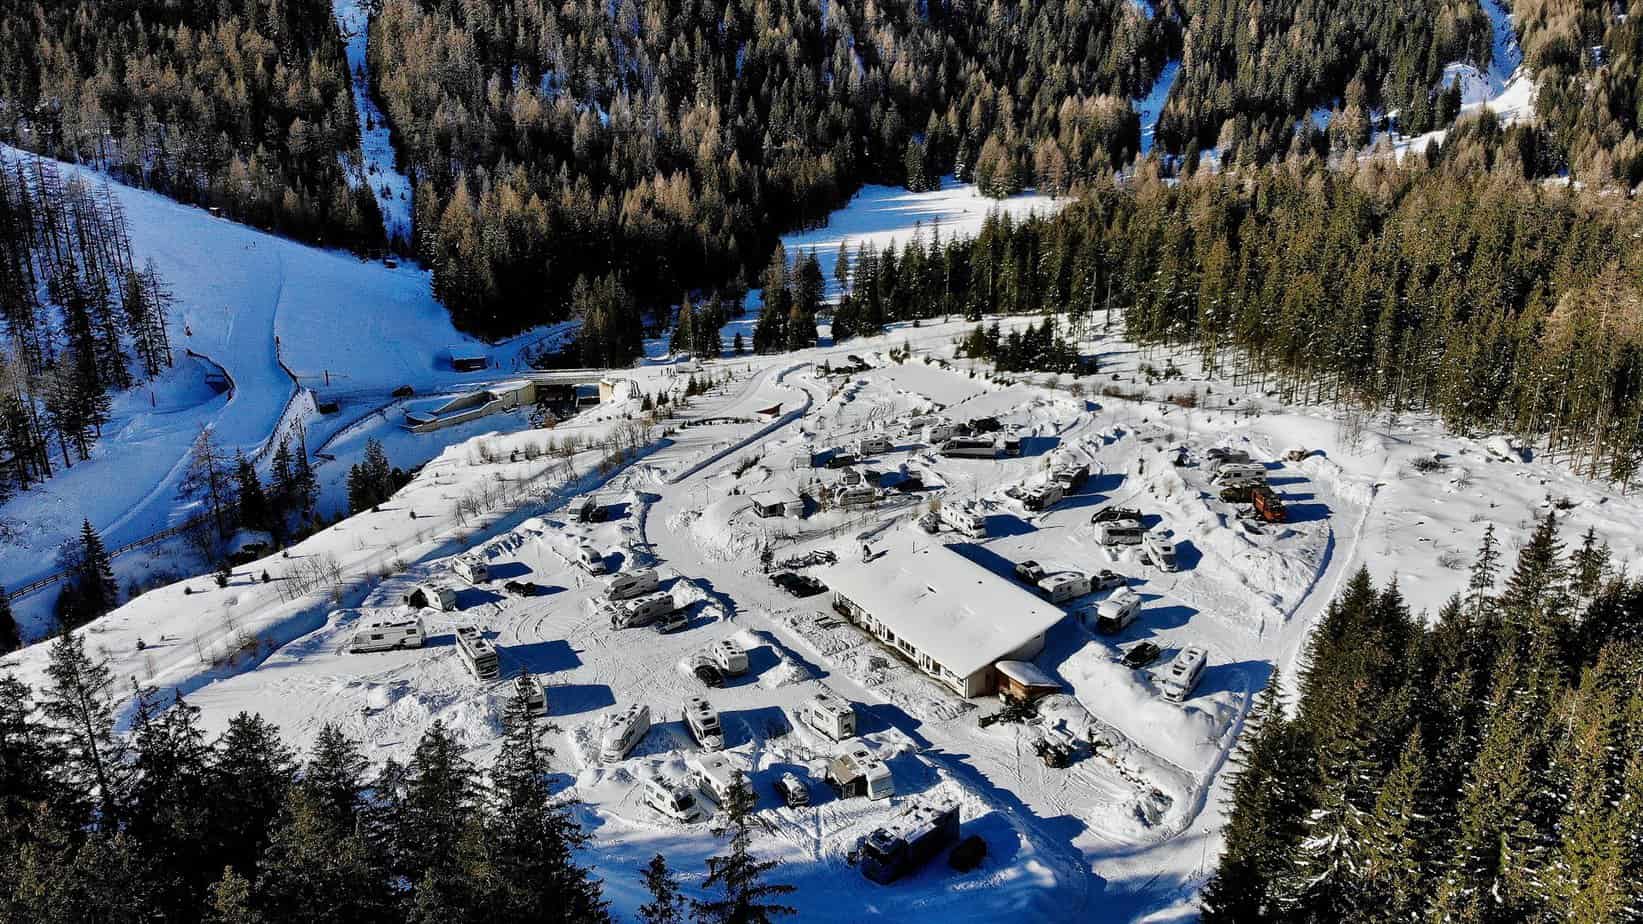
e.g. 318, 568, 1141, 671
484, 561, 533, 580
1282, 501, 1332, 524
1016, 436, 1061, 458
1193, 658, 1272, 700
1169, 539, 1203, 571
981, 513, 1035, 538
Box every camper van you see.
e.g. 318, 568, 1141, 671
605, 568, 660, 601
1142, 533, 1180, 572
1002, 431, 1023, 457
940, 502, 988, 539
922, 421, 957, 444
710, 639, 749, 675
1053, 461, 1090, 492
347, 613, 426, 653
1205, 449, 1253, 477
826, 742, 894, 801
573, 496, 609, 524
642, 777, 705, 823
856, 434, 893, 456
577, 545, 608, 575
684, 696, 725, 750
1095, 519, 1147, 546
1037, 571, 1091, 604
775, 772, 811, 808
611, 591, 677, 629
1211, 463, 1268, 486
800, 692, 857, 741
600, 703, 652, 761
834, 484, 877, 508
452, 556, 489, 583
405, 581, 459, 612
1021, 482, 1064, 512
1159, 646, 1208, 702
856, 798, 962, 884
454, 626, 500, 680
687, 753, 746, 805
514, 674, 547, 715
940, 437, 1002, 459
1093, 589, 1142, 634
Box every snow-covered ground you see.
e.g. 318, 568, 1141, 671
9, 299, 1643, 921
1382, 0, 1534, 158
0, 147, 550, 628
1137, 60, 1180, 155
335, 0, 414, 248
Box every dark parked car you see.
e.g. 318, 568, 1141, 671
1121, 641, 1163, 669
771, 572, 827, 598
690, 655, 726, 688
503, 580, 541, 596
825, 452, 858, 469
1013, 561, 1047, 584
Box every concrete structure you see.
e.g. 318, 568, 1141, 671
404, 380, 536, 433
818, 541, 1065, 697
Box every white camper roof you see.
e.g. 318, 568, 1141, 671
818, 542, 1065, 679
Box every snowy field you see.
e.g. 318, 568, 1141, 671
8, 303, 1643, 921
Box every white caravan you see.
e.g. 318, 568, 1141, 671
800, 692, 857, 741
1095, 519, 1147, 546
605, 568, 660, 601
346, 613, 426, 653
454, 625, 500, 680
452, 556, 489, 583
833, 484, 877, 508
1092, 588, 1142, 634
1159, 646, 1208, 702
684, 696, 725, 750
1142, 533, 1180, 571
1211, 463, 1268, 486
600, 703, 652, 762
710, 639, 749, 675
642, 777, 705, 823
610, 591, 677, 629
827, 742, 894, 801
406, 581, 459, 611
688, 752, 746, 805
577, 545, 608, 575
1037, 571, 1091, 604
940, 437, 1001, 459
856, 434, 893, 455
513, 674, 547, 715
940, 502, 988, 539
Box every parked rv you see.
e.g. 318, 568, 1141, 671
600, 703, 652, 761
825, 451, 858, 469
710, 639, 749, 675
856, 434, 893, 455
610, 591, 677, 629
454, 626, 500, 680
347, 613, 426, 653
775, 772, 811, 808
1090, 505, 1142, 524
605, 568, 660, 601
940, 437, 1001, 459
1038, 571, 1091, 604
1142, 533, 1180, 571
684, 696, 725, 750
1205, 449, 1253, 476
642, 777, 705, 823
1250, 485, 1287, 522
577, 545, 608, 575
1021, 482, 1064, 512
801, 692, 857, 740
1053, 461, 1090, 492
922, 421, 957, 444
514, 674, 547, 715
827, 742, 893, 800
856, 798, 961, 884
833, 484, 877, 508
1211, 463, 1268, 486
573, 496, 610, 523
1159, 646, 1208, 702
1095, 519, 1147, 546
688, 753, 746, 805
452, 556, 489, 583
940, 502, 988, 538
1093, 589, 1142, 634
405, 582, 459, 611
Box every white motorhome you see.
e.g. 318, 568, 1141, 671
921, 421, 957, 444
800, 692, 857, 741
454, 625, 500, 680
710, 639, 749, 675
600, 703, 652, 761
611, 591, 677, 629
1021, 482, 1064, 512
1159, 646, 1208, 702
577, 545, 608, 575
1092, 589, 1142, 634
605, 568, 660, 601
940, 502, 988, 539
642, 777, 705, 823
856, 434, 893, 455
826, 742, 894, 801
833, 484, 877, 508
1205, 449, 1253, 477
1142, 533, 1180, 571
1211, 463, 1268, 486
687, 752, 746, 805
513, 674, 547, 715
1095, 519, 1147, 546
347, 613, 426, 653
684, 696, 725, 750
453, 556, 490, 583
940, 437, 1002, 459
1037, 571, 1091, 604
405, 581, 459, 611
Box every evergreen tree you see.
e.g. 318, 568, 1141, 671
234, 451, 271, 535
181, 428, 236, 540
126, 690, 215, 919
0, 588, 19, 653
40, 631, 126, 826
637, 854, 686, 924
0, 673, 57, 819
692, 774, 795, 924
210, 712, 297, 881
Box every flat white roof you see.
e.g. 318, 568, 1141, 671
749, 488, 801, 505
819, 541, 1065, 679
995, 660, 1059, 689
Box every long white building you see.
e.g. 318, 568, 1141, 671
818, 541, 1065, 697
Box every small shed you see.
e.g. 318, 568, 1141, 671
994, 661, 1062, 703
749, 489, 803, 519
449, 345, 488, 372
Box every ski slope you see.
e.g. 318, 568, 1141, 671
335, 0, 415, 248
